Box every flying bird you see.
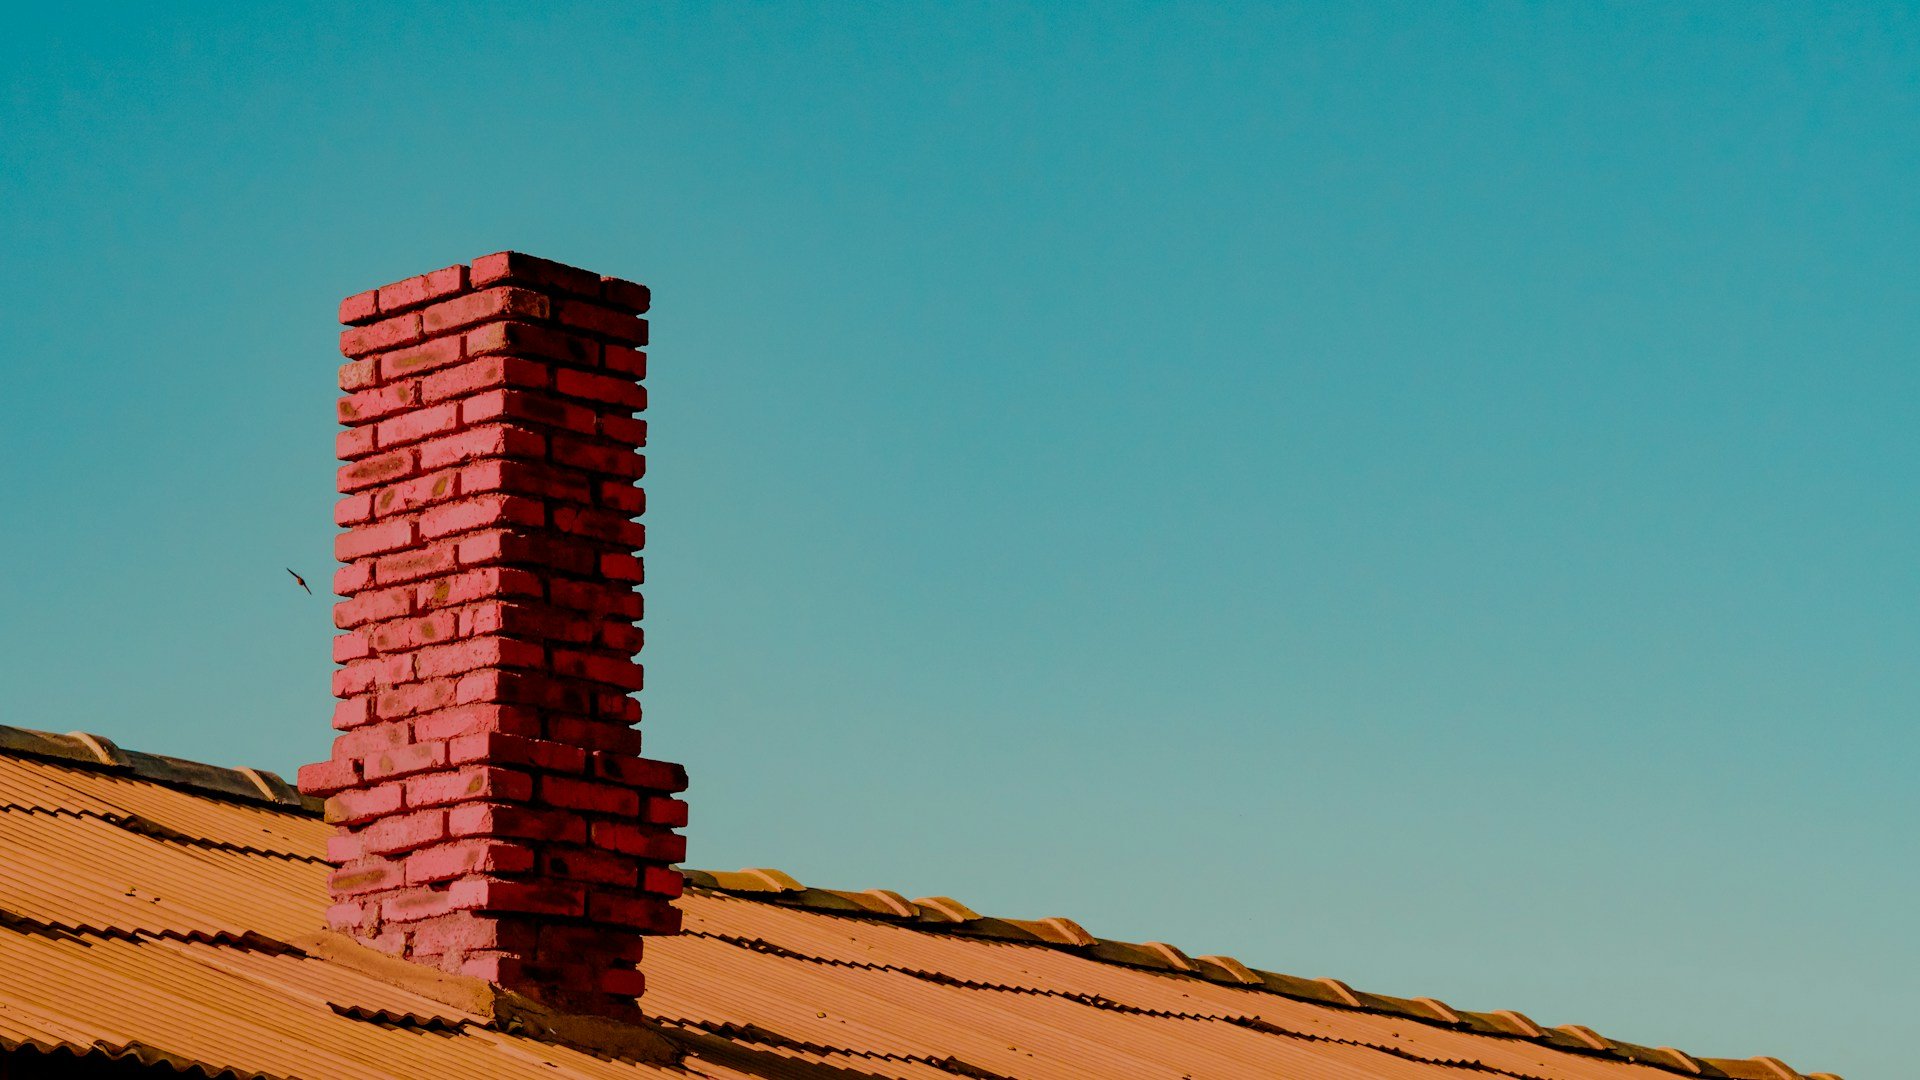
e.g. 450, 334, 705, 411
286, 568, 312, 595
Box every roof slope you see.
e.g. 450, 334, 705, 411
0, 728, 1836, 1080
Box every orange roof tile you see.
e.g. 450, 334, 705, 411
0, 726, 1838, 1080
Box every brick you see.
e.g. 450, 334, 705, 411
449, 876, 585, 917
464, 320, 599, 366
337, 448, 417, 493
377, 264, 468, 314
334, 518, 415, 561
600, 344, 646, 380
553, 650, 643, 691
405, 765, 533, 808
460, 388, 597, 434
324, 783, 404, 826
296, 757, 359, 797
373, 541, 459, 585
326, 832, 365, 863
375, 402, 461, 448
596, 694, 642, 724
598, 481, 646, 516
599, 622, 644, 655
591, 822, 686, 863
588, 892, 679, 932
600, 414, 647, 446
333, 720, 410, 758
551, 505, 644, 548
367, 611, 458, 652
334, 585, 411, 629
448, 801, 587, 844
341, 313, 423, 358
369, 469, 459, 518
332, 630, 371, 664
553, 369, 647, 411
339, 357, 378, 392
470, 251, 602, 297
417, 425, 546, 471
406, 839, 536, 884
541, 776, 638, 817
340, 290, 380, 325
325, 901, 373, 932
336, 426, 378, 460
450, 732, 588, 774
415, 636, 545, 680
333, 560, 373, 596
420, 495, 545, 539
375, 335, 466, 384
549, 579, 642, 620
361, 741, 448, 781
456, 530, 597, 576
600, 553, 644, 583
412, 704, 545, 742
641, 865, 685, 898
542, 848, 636, 887
459, 459, 594, 505
419, 354, 550, 403
334, 493, 373, 527
373, 677, 457, 719
642, 796, 688, 828
548, 716, 643, 755
331, 696, 372, 730
550, 436, 645, 478
409, 912, 536, 957
360, 809, 448, 856
414, 567, 543, 611
420, 286, 549, 336
338, 379, 422, 425
381, 885, 458, 923
598, 276, 650, 314
600, 967, 647, 998
331, 652, 414, 697
593, 754, 687, 793
553, 298, 646, 344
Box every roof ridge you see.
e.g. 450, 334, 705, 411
0, 725, 1840, 1080
680, 868, 1838, 1080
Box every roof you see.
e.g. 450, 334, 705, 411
0, 725, 1837, 1080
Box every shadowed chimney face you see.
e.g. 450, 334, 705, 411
296, 252, 686, 1019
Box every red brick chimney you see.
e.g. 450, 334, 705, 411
297, 253, 685, 1020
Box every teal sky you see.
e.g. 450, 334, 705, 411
2, 4, 1913, 1074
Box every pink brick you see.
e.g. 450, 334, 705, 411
415, 636, 544, 680
377, 265, 468, 314
296, 758, 359, 797
332, 630, 371, 664
359, 808, 449, 856
373, 542, 459, 585
460, 389, 597, 434
417, 425, 546, 471
449, 801, 587, 844
368, 469, 460, 518
334, 560, 374, 596
375, 335, 466, 382
337, 448, 417, 493
325, 901, 372, 932
419, 354, 550, 403
464, 320, 599, 366
333, 720, 410, 758
336, 426, 378, 460
470, 251, 602, 297
334, 493, 373, 526
339, 356, 378, 392
419, 495, 544, 540
331, 696, 373, 730
414, 567, 542, 611
367, 610, 458, 653
374, 677, 457, 719
334, 518, 415, 561
405, 839, 536, 884
334, 585, 411, 629
338, 379, 423, 425
341, 313, 423, 358
405, 765, 533, 808
449, 876, 585, 917
412, 704, 545, 742
382, 885, 458, 923
375, 402, 461, 448
326, 832, 365, 863
339, 290, 379, 325
324, 783, 404, 826
362, 740, 448, 781
450, 732, 588, 774
553, 650, 643, 691
419, 286, 549, 336
541, 776, 638, 816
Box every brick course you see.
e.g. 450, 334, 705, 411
299, 253, 681, 1021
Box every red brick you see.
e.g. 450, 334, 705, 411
450, 732, 587, 774
331, 696, 373, 730
459, 459, 594, 505
332, 652, 414, 697
419, 354, 551, 405
326, 832, 365, 863
406, 839, 536, 884
553, 650, 643, 691
334, 585, 411, 629
549, 579, 642, 620
544, 848, 636, 888
553, 298, 646, 344
642, 796, 688, 828
548, 716, 643, 755
415, 636, 545, 680
414, 567, 543, 611
334, 561, 374, 596
448, 801, 586, 844
591, 822, 686, 863
553, 369, 646, 411
332, 630, 371, 664
374, 677, 457, 719
340, 290, 380, 325
600, 968, 647, 998
417, 425, 546, 471
641, 865, 685, 898
409, 912, 536, 956
296, 757, 359, 797
334, 493, 373, 527
599, 622, 644, 655
464, 320, 599, 366
362, 741, 448, 781
601, 345, 646, 379
601, 553, 645, 583
337, 426, 378, 460
339, 356, 378, 392
375, 402, 461, 448
598, 481, 646, 516
420, 286, 549, 336
325, 783, 404, 826
598, 276, 650, 314
470, 251, 602, 297
420, 495, 544, 540
593, 754, 687, 793
551, 505, 644, 548
333, 720, 410, 758
541, 776, 638, 816
338, 448, 417, 493
449, 876, 585, 917
551, 436, 645, 478
412, 704, 545, 742
405, 765, 533, 808
460, 389, 597, 434
374, 335, 466, 383
381, 885, 458, 923
588, 892, 679, 932
369, 469, 459, 518
335, 518, 415, 561
373, 541, 459, 585
596, 694, 642, 724
600, 414, 647, 446
367, 610, 458, 652
341, 313, 424, 358
377, 265, 468, 314
360, 808, 449, 856
338, 379, 423, 425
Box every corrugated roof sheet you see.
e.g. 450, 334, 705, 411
0, 730, 1837, 1080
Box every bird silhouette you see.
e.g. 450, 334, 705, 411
286, 568, 312, 594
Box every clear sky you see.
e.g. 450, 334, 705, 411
1, 3, 1913, 1074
